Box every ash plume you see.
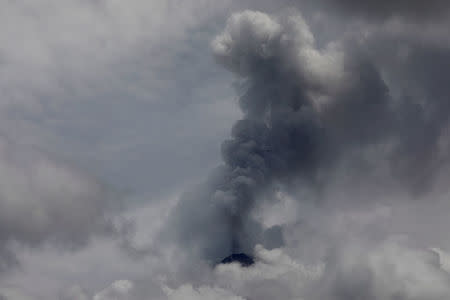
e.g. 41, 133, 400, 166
165, 9, 450, 264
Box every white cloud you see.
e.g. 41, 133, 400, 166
430, 248, 450, 274
93, 280, 134, 300
0, 0, 232, 110
164, 284, 244, 300
161, 240, 450, 300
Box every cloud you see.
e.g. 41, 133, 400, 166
164, 285, 244, 300
0, 0, 238, 277
160, 236, 450, 300
93, 280, 135, 300
310, 239, 450, 300
0, 0, 242, 203
0, 288, 33, 300
431, 248, 450, 274
0, 137, 119, 273
314, 0, 450, 21
0, 0, 233, 110
0, 0, 241, 295
60, 286, 89, 300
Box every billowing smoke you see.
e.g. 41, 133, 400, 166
163, 9, 439, 265
163, 7, 450, 272
166, 10, 332, 260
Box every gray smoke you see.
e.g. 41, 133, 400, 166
164, 9, 450, 264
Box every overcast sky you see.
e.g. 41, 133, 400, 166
1, 1, 450, 299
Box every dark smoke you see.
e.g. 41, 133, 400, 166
166, 11, 330, 260
221, 253, 254, 267
164, 9, 450, 263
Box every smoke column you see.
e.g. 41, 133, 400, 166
211, 11, 328, 254
165, 9, 448, 263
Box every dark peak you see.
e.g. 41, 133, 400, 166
220, 253, 255, 267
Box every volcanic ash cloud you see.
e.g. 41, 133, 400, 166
165, 9, 450, 266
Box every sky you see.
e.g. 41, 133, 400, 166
1, 0, 450, 299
